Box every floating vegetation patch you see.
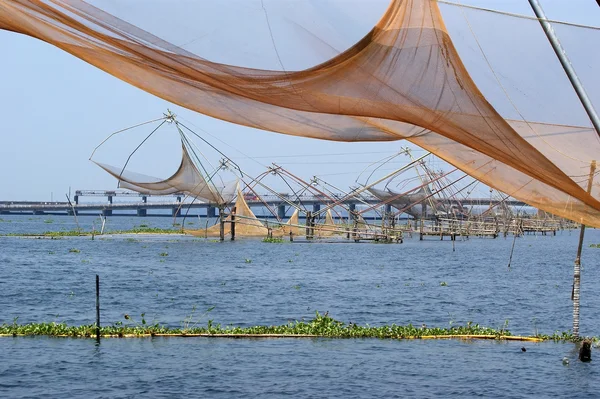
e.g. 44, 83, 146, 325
159, 252, 168, 257
589, 243, 600, 248
1, 227, 180, 237
68, 248, 80, 253
440, 281, 448, 286
262, 237, 284, 243
43, 219, 54, 224
0, 313, 585, 341
244, 258, 252, 263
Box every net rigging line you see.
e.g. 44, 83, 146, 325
436, 0, 600, 30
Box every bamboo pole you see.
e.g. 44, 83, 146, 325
230, 206, 236, 241
572, 160, 596, 338
219, 205, 225, 242
95, 275, 100, 342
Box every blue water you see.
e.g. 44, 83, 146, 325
1, 215, 600, 397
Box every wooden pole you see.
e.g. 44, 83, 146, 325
219, 205, 225, 242
95, 274, 100, 342
573, 160, 596, 338
230, 206, 237, 241
306, 211, 312, 240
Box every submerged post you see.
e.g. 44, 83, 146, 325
95, 274, 100, 342
528, 0, 600, 137
572, 160, 596, 338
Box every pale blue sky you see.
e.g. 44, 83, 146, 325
0, 0, 598, 201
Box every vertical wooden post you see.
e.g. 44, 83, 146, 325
230, 206, 237, 241
95, 274, 100, 342
352, 212, 359, 243
306, 211, 312, 240
219, 205, 225, 242
573, 160, 596, 338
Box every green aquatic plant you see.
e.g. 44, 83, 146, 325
245, 258, 252, 263
262, 237, 284, 243
159, 252, 168, 257
3, 312, 572, 340
1, 227, 180, 237
182, 305, 215, 331
43, 219, 53, 224
440, 281, 448, 286
68, 248, 80, 253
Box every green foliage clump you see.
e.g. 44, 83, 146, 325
262, 237, 284, 243
3, 312, 579, 340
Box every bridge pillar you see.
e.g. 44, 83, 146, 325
207, 205, 216, 218
33, 210, 45, 215
102, 209, 112, 216
74, 195, 79, 205
137, 196, 147, 217
312, 202, 320, 213
385, 204, 392, 213
176, 196, 182, 203
67, 209, 78, 216
278, 204, 286, 220
172, 207, 181, 217
108, 195, 113, 205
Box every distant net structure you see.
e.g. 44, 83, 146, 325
3, 1, 600, 225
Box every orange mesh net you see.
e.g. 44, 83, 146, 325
2, 1, 600, 225
185, 188, 268, 237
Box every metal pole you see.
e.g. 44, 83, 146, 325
528, 0, 600, 138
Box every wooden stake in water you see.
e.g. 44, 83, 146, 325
230, 206, 237, 241
219, 205, 225, 242
100, 214, 107, 235
96, 274, 100, 342
573, 160, 596, 338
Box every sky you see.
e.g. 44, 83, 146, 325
0, 0, 599, 201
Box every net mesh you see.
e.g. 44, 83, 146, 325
93, 144, 237, 204
3, 0, 600, 225
186, 187, 269, 237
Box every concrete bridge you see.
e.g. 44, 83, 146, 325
0, 190, 529, 218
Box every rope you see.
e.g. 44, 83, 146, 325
437, 0, 600, 30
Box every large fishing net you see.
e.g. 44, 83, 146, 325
2, 0, 600, 225
185, 187, 269, 237
93, 144, 238, 204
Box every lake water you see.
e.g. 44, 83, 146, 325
1, 215, 600, 397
